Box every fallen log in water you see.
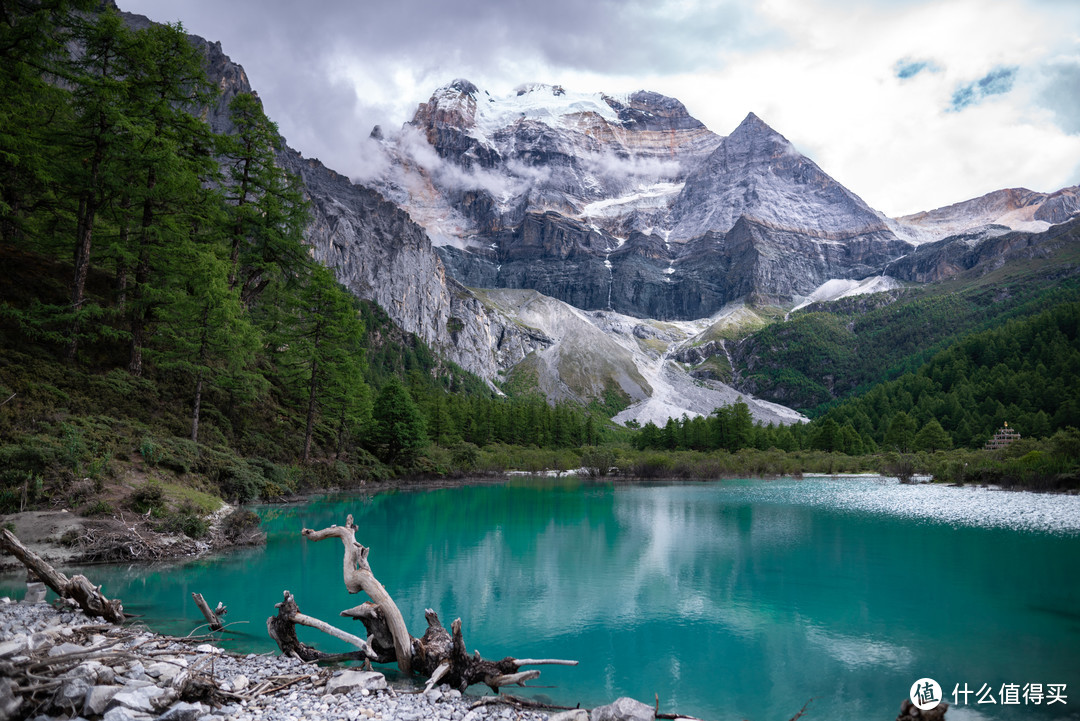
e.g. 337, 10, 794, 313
267, 514, 578, 692
0, 529, 124, 624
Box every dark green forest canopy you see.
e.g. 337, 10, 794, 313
734, 239, 1080, 413
817, 300, 1080, 448
0, 3, 612, 507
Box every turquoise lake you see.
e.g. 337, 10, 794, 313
3, 477, 1079, 721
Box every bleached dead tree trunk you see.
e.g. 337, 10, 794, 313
0, 529, 124, 623
267, 515, 576, 692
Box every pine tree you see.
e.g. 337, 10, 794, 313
276, 265, 369, 463
369, 377, 427, 464
219, 93, 308, 306
0, 0, 88, 246
62, 9, 136, 360
117, 21, 220, 375
914, 419, 952, 452
884, 412, 917, 452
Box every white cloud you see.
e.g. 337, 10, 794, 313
122, 0, 1080, 217
651, 0, 1080, 214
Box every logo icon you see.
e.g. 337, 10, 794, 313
911, 678, 943, 710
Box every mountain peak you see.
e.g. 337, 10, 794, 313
444, 78, 480, 97
728, 111, 789, 147
670, 113, 891, 240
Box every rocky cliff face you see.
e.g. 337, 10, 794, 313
383, 88, 914, 319
669, 113, 893, 241
892, 186, 1080, 243
888, 216, 1080, 284
275, 148, 536, 379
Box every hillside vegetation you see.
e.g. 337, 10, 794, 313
732, 234, 1080, 412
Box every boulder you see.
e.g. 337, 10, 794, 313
145, 661, 183, 683
590, 697, 655, 721
74, 660, 116, 685
324, 670, 387, 695
550, 711, 589, 721
103, 706, 153, 721
51, 676, 91, 714
83, 685, 121, 716
107, 685, 171, 714
0, 680, 22, 721
0, 636, 28, 658
23, 582, 46, 604
48, 642, 88, 657
157, 701, 207, 721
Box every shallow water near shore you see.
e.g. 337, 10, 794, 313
3, 477, 1079, 720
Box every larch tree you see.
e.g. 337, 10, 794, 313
275, 264, 368, 463
219, 93, 308, 307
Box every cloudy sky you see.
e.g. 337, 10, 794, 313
122, 0, 1080, 217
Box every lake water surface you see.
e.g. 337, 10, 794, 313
4, 477, 1079, 721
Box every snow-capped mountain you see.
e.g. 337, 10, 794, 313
370, 81, 912, 321
372, 80, 720, 246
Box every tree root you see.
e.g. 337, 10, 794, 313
269, 515, 578, 692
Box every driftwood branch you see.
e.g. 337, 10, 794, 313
191, 593, 224, 632
301, 515, 413, 673
266, 591, 328, 662
274, 515, 578, 693
0, 529, 124, 623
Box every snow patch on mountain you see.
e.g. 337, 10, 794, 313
789, 276, 904, 314
580, 182, 685, 218
471, 84, 623, 142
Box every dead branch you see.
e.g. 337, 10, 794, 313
301, 515, 413, 673
277, 516, 579, 693
0, 529, 124, 623
789, 698, 813, 721
191, 593, 225, 632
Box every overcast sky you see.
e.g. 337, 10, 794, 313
122, 0, 1080, 217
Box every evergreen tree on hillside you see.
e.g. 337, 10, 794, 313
275, 265, 369, 463
914, 419, 952, 452
884, 411, 916, 452
115, 21, 221, 375
0, 0, 90, 245
220, 93, 308, 306
369, 377, 426, 464
62, 10, 137, 359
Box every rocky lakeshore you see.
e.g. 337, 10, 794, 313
0, 597, 665, 721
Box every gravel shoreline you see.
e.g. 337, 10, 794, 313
0, 597, 578, 721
